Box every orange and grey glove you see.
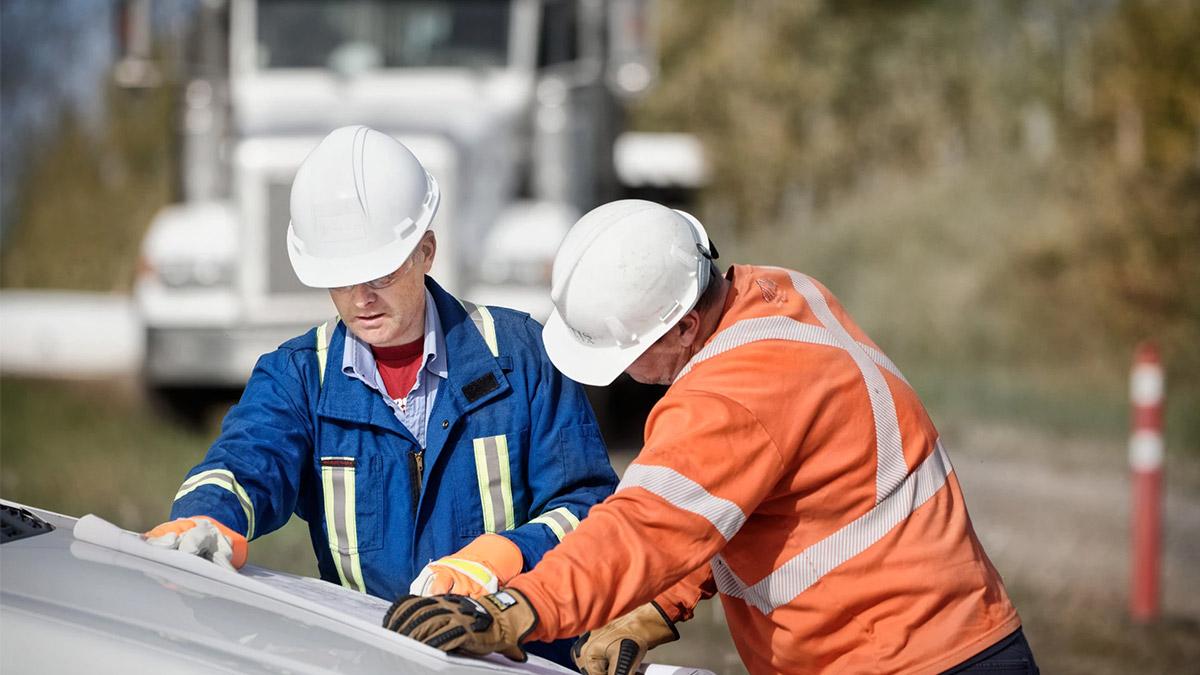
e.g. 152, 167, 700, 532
383, 589, 538, 663
409, 533, 524, 598
572, 602, 680, 675
143, 516, 248, 571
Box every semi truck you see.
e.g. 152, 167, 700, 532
130, 0, 704, 401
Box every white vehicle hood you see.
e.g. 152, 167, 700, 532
0, 504, 568, 675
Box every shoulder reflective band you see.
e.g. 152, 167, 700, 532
321, 457, 366, 593
472, 435, 515, 533
528, 506, 581, 541
459, 300, 500, 357
617, 464, 746, 541
677, 270, 909, 505
315, 317, 339, 387
174, 469, 256, 539
711, 440, 953, 614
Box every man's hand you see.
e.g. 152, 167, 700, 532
383, 589, 538, 662
409, 533, 524, 598
144, 516, 248, 571
572, 602, 680, 675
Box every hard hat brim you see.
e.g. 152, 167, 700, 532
287, 223, 423, 289
542, 307, 674, 387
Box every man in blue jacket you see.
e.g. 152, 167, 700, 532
144, 126, 617, 665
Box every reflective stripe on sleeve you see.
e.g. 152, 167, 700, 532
321, 457, 366, 593
460, 300, 500, 357
473, 435, 515, 533
528, 507, 582, 541
174, 469, 256, 539
617, 464, 746, 541
711, 440, 953, 614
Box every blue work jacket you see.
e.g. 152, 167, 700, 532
172, 278, 617, 659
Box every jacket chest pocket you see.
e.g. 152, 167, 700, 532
469, 428, 527, 535
319, 453, 384, 593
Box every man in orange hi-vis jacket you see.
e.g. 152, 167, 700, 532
385, 200, 1038, 674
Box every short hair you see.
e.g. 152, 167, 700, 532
692, 261, 724, 315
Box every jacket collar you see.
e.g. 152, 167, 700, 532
316, 277, 511, 430
425, 276, 512, 417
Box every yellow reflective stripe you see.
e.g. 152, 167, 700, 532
315, 317, 338, 387
496, 435, 515, 530
528, 507, 581, 541
473, 435, 515, 533
436, 557, 495, 584
174, 469, 256, 539
342, 467, 367, 592
475, 305, 499, 357
474, 438, 498, 533
321, 458, 366, 593
460, 300, 500, 357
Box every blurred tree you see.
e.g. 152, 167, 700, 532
0, 82, 175, 292
634, 0, 1198, 444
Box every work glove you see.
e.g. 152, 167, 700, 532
572, 602, 680, 675
383, 589, 538, 663
143, 516, 248, 571
410, 533, 524, 598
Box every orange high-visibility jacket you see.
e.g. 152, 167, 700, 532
510, 265, 1019, 674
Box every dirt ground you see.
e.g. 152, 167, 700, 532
610, 418, 1200, 675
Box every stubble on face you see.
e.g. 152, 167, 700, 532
328, 237, 436, 347
626, 332, 687, 385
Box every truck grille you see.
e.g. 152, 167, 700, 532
266, 179, 311, 294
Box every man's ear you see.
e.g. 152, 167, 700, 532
419, 232, 437, 271
677, 310, 702, 348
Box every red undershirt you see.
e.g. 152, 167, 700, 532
372, 337, 425, 401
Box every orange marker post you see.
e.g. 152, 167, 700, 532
1129, 341, 1164, 623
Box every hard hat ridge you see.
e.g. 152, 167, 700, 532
542, 199, 715, 386
287, 125, 440, 288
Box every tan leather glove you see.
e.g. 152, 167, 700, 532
383, 589, 538, 663
572, 602, 680, 675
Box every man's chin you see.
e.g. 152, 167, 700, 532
627, 371, 668, 386
349, 324, 394, 347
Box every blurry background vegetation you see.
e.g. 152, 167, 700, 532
633, 0, 1199, 449
2, 1, 1198, 673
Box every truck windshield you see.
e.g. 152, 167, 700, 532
256, 0, 510, 70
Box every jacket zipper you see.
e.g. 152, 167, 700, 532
408, 450, 424, 515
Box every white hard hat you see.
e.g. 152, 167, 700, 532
287, 125, 440, 288
542, 199, 715, 386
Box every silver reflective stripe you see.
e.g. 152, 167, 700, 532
676, 271, 909, 504
321, 458, 366, 593
617, 464, 746, 541
174, 469, 256, 539
460, 300, 499, 357
473, 435, 515, 533
528, 507, 581, 541
711, 440, 953, 614
676, 316, 909, 386
675, 316, 839, 381
786, 271, 907, 502
859, 342, 909, 386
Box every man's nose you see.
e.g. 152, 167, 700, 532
352, 285, 377, 307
